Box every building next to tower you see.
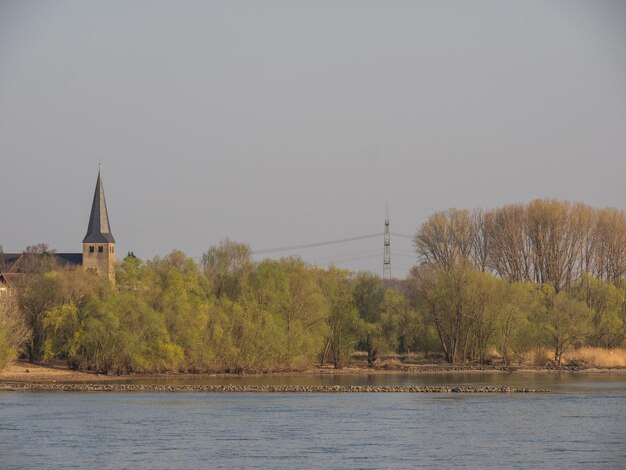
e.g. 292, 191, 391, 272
0, 170, 116, 293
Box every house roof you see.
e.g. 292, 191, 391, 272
0, 272, 22, 288
83, 169, 115, 244
56, 253, 84, 266
0, 253, 21, 268
0, 252, 83, 273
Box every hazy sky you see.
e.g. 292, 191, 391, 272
1, 1, 625, 277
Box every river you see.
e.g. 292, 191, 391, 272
1, 372, 625, 469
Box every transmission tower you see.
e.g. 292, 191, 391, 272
383, 204, 391, 280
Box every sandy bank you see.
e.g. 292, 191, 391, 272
2, 361, 624, 384
0, 361, 110, 382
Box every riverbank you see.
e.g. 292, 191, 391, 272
1, 360, 625, 385
0, 361, 111, 383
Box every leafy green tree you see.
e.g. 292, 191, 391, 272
205, 299, 237, 371
573, 274, 625, 348
242, 260, 290, 369
353, 272, 385, 323
143, 251, 213, 371
201, 239, 253, 299
352, 272, 385, 365
212, 297, 282, 373
465, 272, 508, 364
115, 252, 144, 291
378, 288, 411, 355
494, 282, 539, 365
0, 321, 12, 369
318, 268, 363, 368
43, 299, 120, 372
279, 258, 328, 367
16, 271, 62, 362
43, 291, 183, 374
536, 289, 593, 365
401, 280, 440, 356
411, 262, 477, 363
0, 294, 31, 366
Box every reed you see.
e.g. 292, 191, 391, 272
562, 347, 626, 368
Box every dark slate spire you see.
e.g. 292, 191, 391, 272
83, 169, 115, 244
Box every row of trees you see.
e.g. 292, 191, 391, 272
409, 262, 623, 365
1, 243, 365, 373
411, 200, 626, 364
1, 200, 625, 372
414, 200, 626, 291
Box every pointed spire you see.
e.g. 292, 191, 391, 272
83, 169, 115, 244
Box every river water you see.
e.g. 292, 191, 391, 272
1, 372, 625, 469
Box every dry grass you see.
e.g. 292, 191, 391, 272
562, 347, 626, 368
349, 348, 626, 369
519, 347, 552, 366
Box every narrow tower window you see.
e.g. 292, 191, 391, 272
89, 246, 94, 253
98, 246, 103, 253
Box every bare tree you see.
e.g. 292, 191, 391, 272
573, 204, 598, 284
20, 244, 58, 273
470, 209, 490, 272
0, 294, 31, 358
484, 204, 533, 282
594, 208, 626, 284
414, 209, 476, 271
417, 201, 626, 292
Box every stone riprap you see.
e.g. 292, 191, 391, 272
0, 383, 550, 393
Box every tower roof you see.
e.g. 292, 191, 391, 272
83, 169, 115, 244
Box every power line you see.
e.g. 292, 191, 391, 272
391, 232, 413, 239
251, 233, 382, 255
326, 253, 382, 264
323, 249, 381, 262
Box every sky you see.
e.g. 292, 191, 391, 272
1, 0, 625, 277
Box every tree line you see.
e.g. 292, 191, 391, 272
411, 199, 626, 364
1, 199, 625, 373
414, 200, 626, 290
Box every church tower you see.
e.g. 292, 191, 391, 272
82, 169, 116, 282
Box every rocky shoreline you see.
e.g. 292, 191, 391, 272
0, 383, 550, 393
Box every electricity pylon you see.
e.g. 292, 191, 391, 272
383, 204, 391, 280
